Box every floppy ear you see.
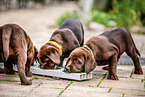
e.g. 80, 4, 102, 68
85, 54, 97, 74
64, 58, 70, 68
48, 47, 60, 65
34, 46, 39, 62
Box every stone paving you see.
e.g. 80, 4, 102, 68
0, 3, 145, 97
0, 65, 144, 97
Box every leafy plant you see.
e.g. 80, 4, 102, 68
113, 0, 145, 29
90, 10, 117, 28
56, 0, 145, 32
56, 11, 79, 27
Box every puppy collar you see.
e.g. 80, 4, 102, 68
83, 45, 95, 59
48, 41, 62, 56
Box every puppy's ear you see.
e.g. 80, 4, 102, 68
85, 54, 97, 74
48, 47, 60, 65
64, 58, 70, 68
34, 46, 38, 62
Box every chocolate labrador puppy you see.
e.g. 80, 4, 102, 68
65, 27, 143, 80
0, 24, 38, 85
38, 18, 84, 69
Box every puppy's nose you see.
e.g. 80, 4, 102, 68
65, 66, 70, 73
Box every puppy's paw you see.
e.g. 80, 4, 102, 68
21, 80, 32, 85
0, 68, 4, 73
4, 69, 15, 74
134, 69, 143, 74
26, 71, 33, 77
102, 66, 108, 70
107, 74, 119, 80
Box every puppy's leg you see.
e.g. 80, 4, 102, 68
16, 50, 32, 85
102, 56, 121, 70
126, 50, 143, 74
0, 67, 4, 73
107, 54, 118, 80
25, 58, 33, 77
4, 60, 15, 74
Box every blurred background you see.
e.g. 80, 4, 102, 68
0, 0, 145, 56
1, 0, 145, 32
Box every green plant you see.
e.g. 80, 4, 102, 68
56, 11, 79, 27
113, 0, 145, 29
91, 10, 117, 28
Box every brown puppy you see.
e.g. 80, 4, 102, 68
65, 27, 143, 80
0, 24, 38, 85
38, 18, 84, 69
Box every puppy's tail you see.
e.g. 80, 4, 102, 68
136, 48, 141, 56
2, 25, 12, 61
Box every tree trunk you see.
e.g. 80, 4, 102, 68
77, 0, 94, 25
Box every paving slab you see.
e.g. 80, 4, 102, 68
61, 92, 122, 97
100, 78, 144, 90
125, 94, 145, 97
132, 66, 145, 79
0, 64, 144, 97
60, 85, 121, 97
117, 69, 132, 78
0, 81, 40, 97
116, 66, 133, 78
71, 67, 107, 87
132, 73, 144, 79
71, 78, 102, 87
117, 66, 134, 71
27, 79, 71, 97
0, 73, 20, 82
111, 88, 145, 96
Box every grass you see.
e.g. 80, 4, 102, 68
97, 72, 107, 87
108, 87, 112, 93
130, 67, 135, 78
58, 81, 73, 97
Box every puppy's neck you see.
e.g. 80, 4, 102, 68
47, 41, 62, 56
83, 45, 95, 59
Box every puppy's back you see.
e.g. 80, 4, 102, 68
100, 27, 140, 56
59, 18, 84, 45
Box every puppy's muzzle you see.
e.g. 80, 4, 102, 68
65, 66, 71, 73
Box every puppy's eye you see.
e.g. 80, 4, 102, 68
41, 60, 45, 63
74, 60, 78, 63
47, 61, 52, 64
44, 55, 49, 58
74, 58, 81, 64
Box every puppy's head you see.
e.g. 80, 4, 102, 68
65, 47, 97, 73
38, 45, 60, 69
